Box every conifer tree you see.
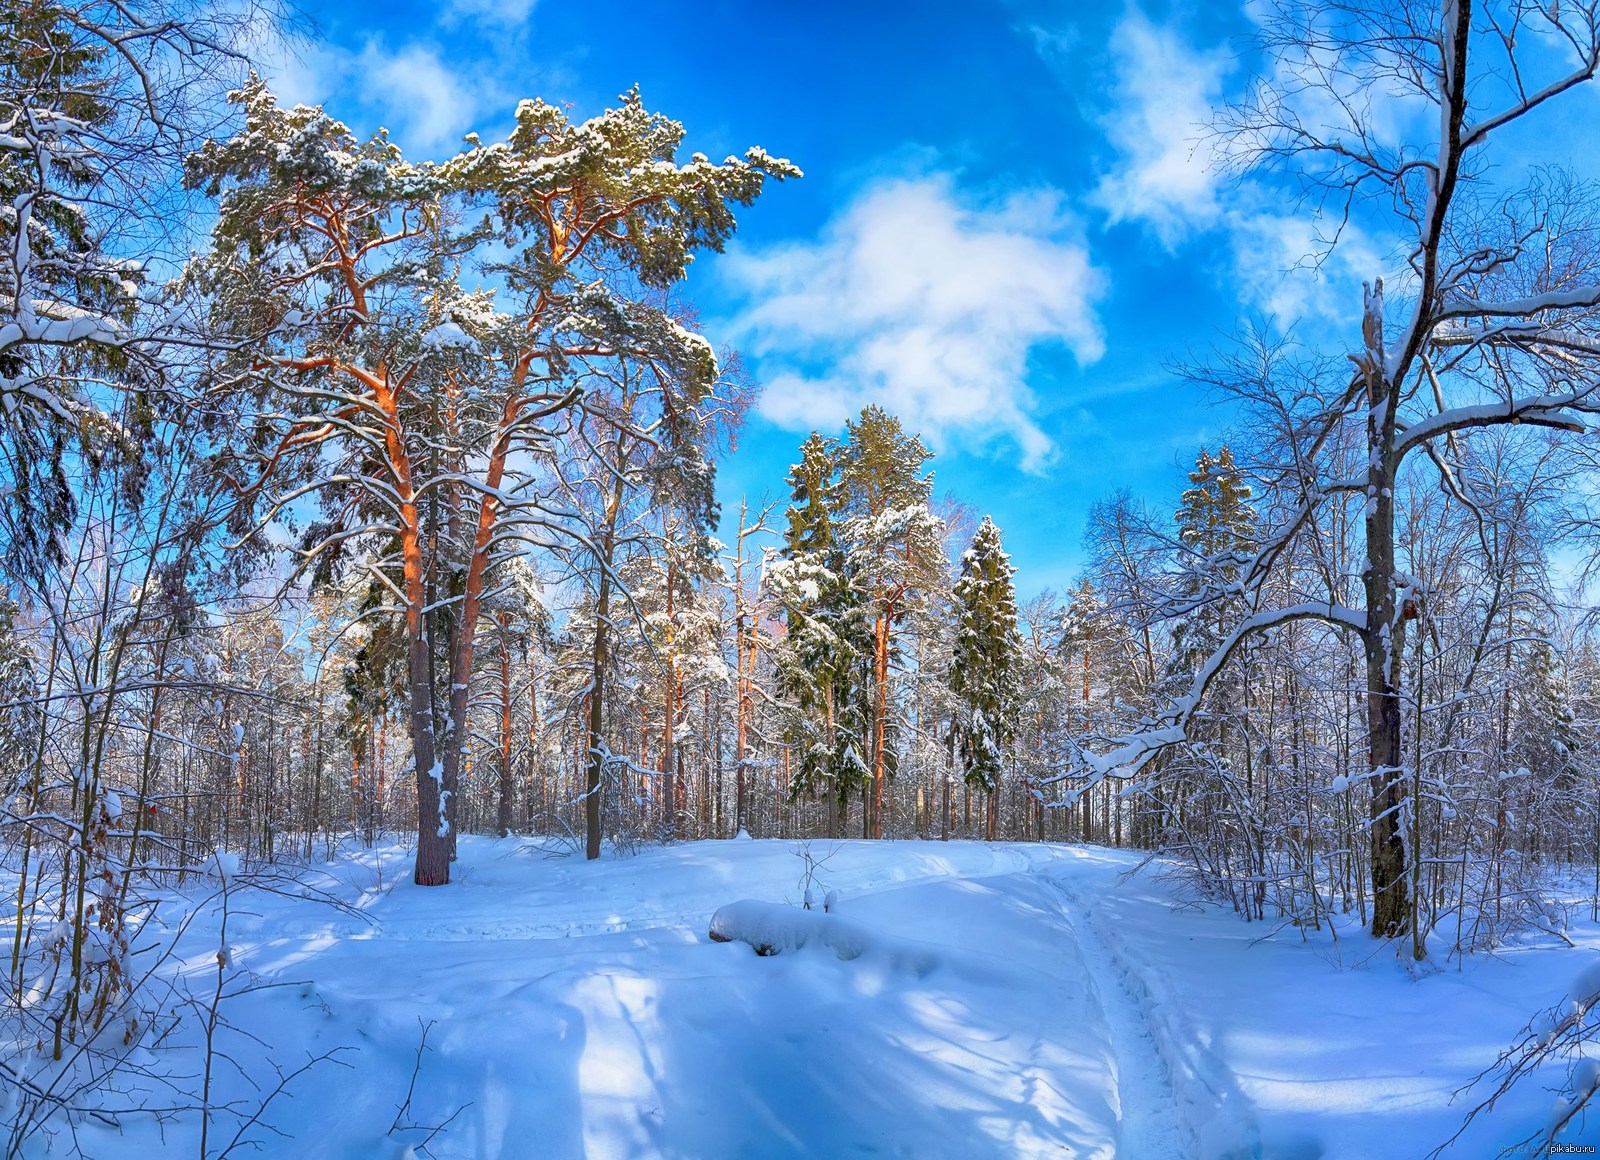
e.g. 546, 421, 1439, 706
188, 82, 794, 880
0, 0, 247, 573
1166, 445, 1258, 687
836, 406, 944, 837
950, 517, 1021, 803
769, 434, 871, 832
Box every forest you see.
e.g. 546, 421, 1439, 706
9, 0, 1600, 1155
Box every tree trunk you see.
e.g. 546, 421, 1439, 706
871, 610, 890, 839
384, 380, 450, 886
436, 406, 523, 865
700, 687, 713, 834
406, 554, 449, 885
377, 713, 387, 838
664, 560, 679, 837
527, 667, 540, 828
736, 619, 752, 835
497, 617, 514, 838
941, 728, 952, 841
1361, 280, 1411, 944
585, 565, 611, 861
582, 466, 628, 859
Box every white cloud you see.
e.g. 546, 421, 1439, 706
1078, 9, 1400, 328
1092, 9, 1232, 246
1228, 200, 1397, 326
442, 0, 538, 30
356, 41, 480, 156
721, 175, 1105, 472
258, 38, 483, 159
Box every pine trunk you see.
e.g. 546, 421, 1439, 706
381, 376, 449, 887
871, 611, 890, 839
736, 619, 752, 835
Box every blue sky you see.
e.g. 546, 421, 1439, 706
262, 1, 1416, 596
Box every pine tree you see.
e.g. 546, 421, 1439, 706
836, 406, 945, 837
950, 517, 1022, 803
187, 81, 795, 877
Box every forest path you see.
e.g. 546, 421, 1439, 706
1037, 867, 1193, 1158
80, 837, 1600, 1158
1036, 849, 1263, 1159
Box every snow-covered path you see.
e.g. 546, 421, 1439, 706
251, 840, 1149, 1159
68, 835, 1600, 1158
1038, 868, 1190, 1158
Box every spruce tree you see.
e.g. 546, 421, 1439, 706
1168, 446, 1257, 683
950, 517, 1021, 795
769, 434, 871, 828
1146, 445, 1263, 895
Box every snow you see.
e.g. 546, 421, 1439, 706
33, 837, 1600, 1158
422, 320, 472, 348
210, 849, 241, 883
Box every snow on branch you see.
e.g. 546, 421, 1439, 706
1440, 285, 1600, 321
1396, 387, 1599, 456
1052, 601, 1365, 786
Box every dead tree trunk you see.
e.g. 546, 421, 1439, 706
1359, 280, 1411, 942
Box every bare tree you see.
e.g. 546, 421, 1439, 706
1071, 0, 1600, 953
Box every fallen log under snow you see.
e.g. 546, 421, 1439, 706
708, 899, 939, 977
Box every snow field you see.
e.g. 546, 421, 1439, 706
35, 836, 1600, 1158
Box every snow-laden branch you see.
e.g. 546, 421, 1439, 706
1396, 386, 1598, 456
1440, 285, 1600, 321
1050, 601, 1365, 786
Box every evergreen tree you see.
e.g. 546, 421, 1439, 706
769, 434, 871, 828
0, 0, 221, 576
950, 517, 1021, 795
0, 596, 41, 795
1172, 446, 1257, 729
1152, 447, 1261, 881
188, 81, 794, 878
1168, 445, 1257, 682
1177, 446, 1256, 560
836, 406, 945, 837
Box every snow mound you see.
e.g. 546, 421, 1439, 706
708, 899, 938, 976
1571, 957, 1600, 1007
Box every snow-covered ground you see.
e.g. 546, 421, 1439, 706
41, 836, 1600, 1157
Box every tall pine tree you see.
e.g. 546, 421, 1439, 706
837, 406, 944, 837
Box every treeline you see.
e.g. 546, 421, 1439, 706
17, 383, 1600, 963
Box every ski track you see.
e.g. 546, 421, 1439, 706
1042, 872, 1194, 1160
